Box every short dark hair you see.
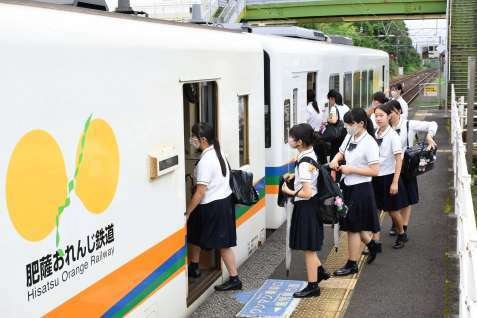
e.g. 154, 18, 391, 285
390, 83, 404, 93
327, 89, 343, 105
374, 102, 393, 115
385, 99, 402, 114
372, 91, 389, 104
289, 123, 314, 147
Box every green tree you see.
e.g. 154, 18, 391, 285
300, 21, 422, 77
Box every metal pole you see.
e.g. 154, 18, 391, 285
466, 56, 475, 172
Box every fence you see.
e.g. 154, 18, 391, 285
450, 84, 477, 317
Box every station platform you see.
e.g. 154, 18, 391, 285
191, 106, 451, 318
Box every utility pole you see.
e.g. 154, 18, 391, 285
466, 56, 475, 172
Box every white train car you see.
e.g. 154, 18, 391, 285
256, 34, 389, 229
0, 2, 265, 317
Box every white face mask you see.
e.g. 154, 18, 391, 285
190, 137, 201, 149
391, 91, 399, 98
346, 126, 358, 136
288, 137, 298, 148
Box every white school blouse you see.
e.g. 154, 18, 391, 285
195, 146, 232, 204
306, 102, 324, 130
393, 117, 438, 152
375, 126, 402, 176
293, 148, 319, 202
339, 132, 380, 186
394, 96, 409, 119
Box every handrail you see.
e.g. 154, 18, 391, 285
451, 83, 477, 317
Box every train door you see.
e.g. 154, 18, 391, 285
182, 81, 222, 306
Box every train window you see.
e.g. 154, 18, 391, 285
344, 73, 352, 106
264, 51, 271, 148
361, 70, 368, 107
239, 95, 250, 166
292, 89, 298, 125
284, 99, 291, 143
329, 74, 340, 92
307, 72, 317, 94
353, 71, 360, 108
368, 70, 374, 106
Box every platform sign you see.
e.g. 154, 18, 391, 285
423, 83, 439, 97
236, 279, 306, 318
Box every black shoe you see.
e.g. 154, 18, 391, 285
214, 277, 242, 291
375, 242, 382, 253
318, 266, 331, 283
389, 225, 397, 236
293, 283, 320, 298
333, 261, 358, 277
393, 233, 407, 249
366, 240, 379, 264
188, 263, 201, 278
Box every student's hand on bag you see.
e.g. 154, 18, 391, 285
390, 182, 398, 195
329, 160, 339, 170
284, 173, 295, 181
426, 134, 437, 150
331, 170, 337, 181
338, 165, 352, 175
281, 182, 293, 195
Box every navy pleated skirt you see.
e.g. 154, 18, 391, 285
187, 195, 236, 249
289, 197, 324, 251
372, 174, 409, 212
340, 182, 381, 233
402, 175, 419, 205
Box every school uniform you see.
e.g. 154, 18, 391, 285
338, 132, 381, 233
394, 96, 409, 119
336, 104, 350, 120
289, 148, 324, 251
393, 117, 438, 205
306, 102, 324, 131
187, 146, 236, 250
372, 126, 409, 211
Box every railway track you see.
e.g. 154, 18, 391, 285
390, 69, 439, 104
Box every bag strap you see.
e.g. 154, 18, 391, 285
344, 135, 352, 152
297, 156, 319, 169
406, 120, 409, 148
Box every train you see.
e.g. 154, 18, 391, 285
0, 1, 388, 317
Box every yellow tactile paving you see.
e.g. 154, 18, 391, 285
292, 213, 385, 318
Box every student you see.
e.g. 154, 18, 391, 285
327, 89, 350, 123
307, 89, 324, 131
367, 91, 390, 128
372, 103, 409, 249
330, 109, 381, 276
281, 123, 330, 298
390, 83, 408, 119
387, 100, 438, 236
186, 122, 241, 291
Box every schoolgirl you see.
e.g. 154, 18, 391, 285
281, 123, 330, 298
390, 83, 409, 119
306, 89, 324, 131
372, 103, 409, 249
186, 122, 242, 291
386, 100, 438, 237
330, 108, 381, 276
367, 91, 390, 128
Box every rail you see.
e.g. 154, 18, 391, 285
450, 84, 477, 317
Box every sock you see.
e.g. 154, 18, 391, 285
189, 262, 199, 271
403, 225, 408, 232
318, 265, 325, 273
307, 281, 318, 288
229, 275, 239, 282
347, 260, 357, 267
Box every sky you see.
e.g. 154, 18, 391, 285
404, 19, 447, 53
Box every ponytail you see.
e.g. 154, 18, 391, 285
212, 139, 227, 177
364, 116, 375, 137
192, 122, 227, 177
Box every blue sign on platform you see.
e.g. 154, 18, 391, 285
236, 279, 306, 318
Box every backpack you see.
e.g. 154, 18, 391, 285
296, 157, 346, 224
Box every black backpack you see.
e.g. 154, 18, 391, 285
296, 157, 345, 224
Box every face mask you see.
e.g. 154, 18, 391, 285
288, 137, 297, 148
391, 91, 399, 98
346, 126, 357, 136
190, 137, 201, 149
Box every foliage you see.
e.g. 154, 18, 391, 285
300, 21, 422, 76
